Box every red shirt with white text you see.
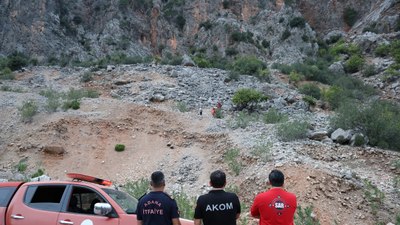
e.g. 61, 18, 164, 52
250, 187, 297, 225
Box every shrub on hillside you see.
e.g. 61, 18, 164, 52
295, 206, 321, 225
331, 100, 400, 151
362, 64, 377, 77
322, 86, 345, 110
281, 29, 291, 41
115, 144, 126, 152
176, 14, 186, 30
289, 17, 306, 28
232, 88, 267, 111
19, 100, 38, 122
222, 0, 230, 9
124, 178, 149, 199
299, 83, 321, 99
231, 56, 268, 80
199, 20, 213, 30
276, 120, 310, 142
263, 108, 288, 124
229, 111, 257, 129
374, 44, 390, 57
7, 52, 29, 71
343, 7, 358, 27
0, 67, 14, 80
344, 55, 365, 73
80, 71, 93, 83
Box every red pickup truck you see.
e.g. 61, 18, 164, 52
0, 174, 193, 225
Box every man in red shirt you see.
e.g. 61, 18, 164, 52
250, 169, 297, 225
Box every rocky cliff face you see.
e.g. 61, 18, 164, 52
0, 0, 398, 64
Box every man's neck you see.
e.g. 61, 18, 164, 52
151, 187, 165, 192
211, 187, 224, 191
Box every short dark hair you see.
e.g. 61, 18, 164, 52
269, 169, 284, 187
151, 171, 165, 188
210, 170, 226, 188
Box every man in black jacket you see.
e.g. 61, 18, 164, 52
194, 170, 241, 225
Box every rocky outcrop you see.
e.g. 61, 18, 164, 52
0, 0, 398, 64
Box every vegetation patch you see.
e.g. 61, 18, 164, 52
331, 100, 400, 151
19, 100, 38, 122
230, 56, 269, 81
224, 148, 242, 176
115, 144, 126, 152
263, 108, 288, 124
276, 120, 309, 142
343, 7, 358, 27
124, 178, 149, 199
232, 88, 267, 111
295, 205, 320, 225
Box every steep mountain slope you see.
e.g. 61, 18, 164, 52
0, 0, 398, 64
1, 65, 400, 224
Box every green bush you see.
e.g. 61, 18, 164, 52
295, 206, 320, 225
261, 40, 270, 48
232, 88, 267, 110
303, 95, 317, 107
80, 71, 93, 83
331, 100, 400, 151
16, 160, 27, 172
362, 64, 377, 77
176, 101, 188, 112
230, 31, 254, 44
231, 55, 267, 80
344, 55, 365, 73
176, 14, 186, 30
364, 179, 385, 215
62, 99, 80, 110
222, 0, 230, 9
229, 111, 257, 129
199, 20, 213, 30
276, 120, 309, 142
263, 108, 288, 124
7, 52, 29, 71
289, 17, 306, 28
375, 44, 390, 57
0, 67, 14, 80
225, 47, 238, 56
31, 168, 45, 178
289, 71, 304, 85
19, 100, 38, 122
322, 86, 348, 109
172, 191, 196, 220
343, 7, 358, 27
281, 29, 291, 41
160, 53, 182, 65
224, 148, 242, 176
251, 141, 272, 162
45, 96, 61, 112
193, 55, 211, 68
124, 178, 149, 199
299, 83, 321, 99
115, 144, 126, 152
227, 70, 240, 81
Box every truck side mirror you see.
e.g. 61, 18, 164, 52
94, 203, 113, 216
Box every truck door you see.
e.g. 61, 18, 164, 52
6, 184, 67, 225
0, 183, 23, 225
57, 185, 119, 225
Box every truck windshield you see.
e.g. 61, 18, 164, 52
102, 188, 138, 214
